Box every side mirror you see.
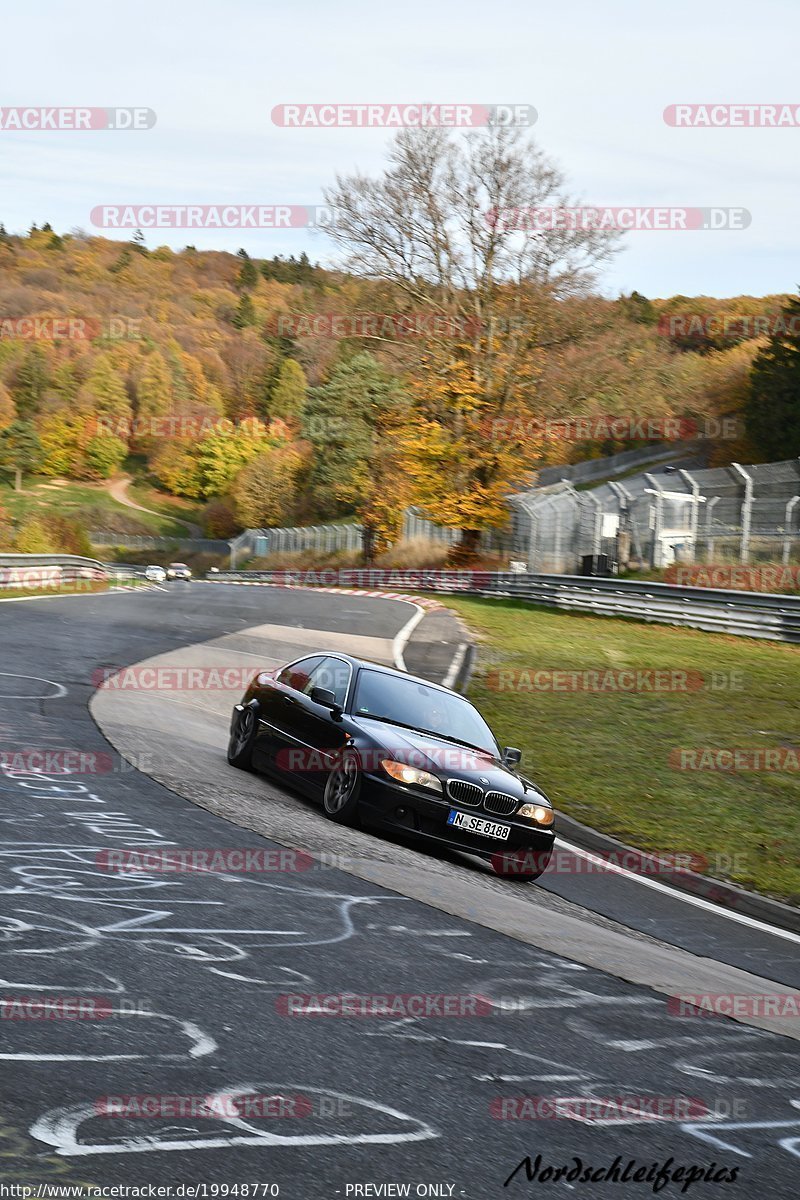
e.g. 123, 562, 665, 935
502, 746, 522, 768
311, 686, 341, 714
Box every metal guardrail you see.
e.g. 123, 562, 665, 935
100, 562, 149, 582
0, 553, 108, 589
207, 568, 800, 643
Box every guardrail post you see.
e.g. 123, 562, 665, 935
643, 473, 664, 567
784, 496, 800, 565
678, 469, 702, 560
704, 496, 720, 560
730, 463, 753, 564
582, 492, 603, 561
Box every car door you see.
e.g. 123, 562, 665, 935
285, 656, 354, 795
251, 655, 325, 772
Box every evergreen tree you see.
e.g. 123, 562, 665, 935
0, 420, 44, 490
304, 353, 409, 537
745, 291, 800, 459
269, 359, 307, 422
237, 255, 259, 290
232, 293, 257, 329
13, 346, 50, 417
619, 291, 657, 325
136, 351, 173, 437
79, 353, 131, 420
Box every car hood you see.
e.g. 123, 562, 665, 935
353, 718, 548, 801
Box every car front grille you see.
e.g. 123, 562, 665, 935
483, 791, 519, 817
446, 779, 483, 807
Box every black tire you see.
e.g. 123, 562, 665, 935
490, 847, 549, 882
227, 704, 258, 770
322, 749, 362, 826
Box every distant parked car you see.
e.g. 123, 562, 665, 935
144, 565, 167, 583
166, 562, 192, 581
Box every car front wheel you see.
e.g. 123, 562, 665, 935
322, 749, 361, 826
227, 704, 257, 770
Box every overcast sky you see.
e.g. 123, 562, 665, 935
1, 0, 797, 299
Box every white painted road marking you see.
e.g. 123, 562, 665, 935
556, 837, 800, 946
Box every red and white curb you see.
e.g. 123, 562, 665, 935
205, 579, 446, 611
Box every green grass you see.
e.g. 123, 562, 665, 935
0, 580, 109, 600
125, 481, 204, 530
443, 596, 800, 903
0, 478, 192, 539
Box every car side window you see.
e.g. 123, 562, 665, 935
310, 657, 351, 706
276, 656, 325, 693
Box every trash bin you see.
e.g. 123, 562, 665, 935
581, 554, 614, 577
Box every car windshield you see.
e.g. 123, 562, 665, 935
353, 670, 499, 755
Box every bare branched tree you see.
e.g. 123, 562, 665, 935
323, 126, 623, 550
324, 125, 620, 338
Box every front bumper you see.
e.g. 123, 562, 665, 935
360, 773, 555, 865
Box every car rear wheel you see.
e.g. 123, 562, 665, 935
323, 749, 361, 826
227, 704, 257, 770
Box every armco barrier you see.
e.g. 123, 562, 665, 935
0, 553, 108, 590
206, 569, 800, 644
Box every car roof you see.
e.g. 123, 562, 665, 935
296, 651, 467, 700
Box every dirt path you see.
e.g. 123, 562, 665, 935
106, 475, 203, 536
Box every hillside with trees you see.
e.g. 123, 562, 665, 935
0, 131, 793, 558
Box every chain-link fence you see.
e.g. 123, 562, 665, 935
507, 458, 800, 573
89, 532, 230, 554
230, 522, 363, 566
232, 459, 800, 575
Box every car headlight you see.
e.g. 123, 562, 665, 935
517, 802, 555, 826
381, 759, 442, 794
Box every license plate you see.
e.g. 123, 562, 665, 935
447, 809, 511, 841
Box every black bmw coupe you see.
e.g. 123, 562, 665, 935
227, 652, 555, 880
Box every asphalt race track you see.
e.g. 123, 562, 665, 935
1, 582, 799, 1198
